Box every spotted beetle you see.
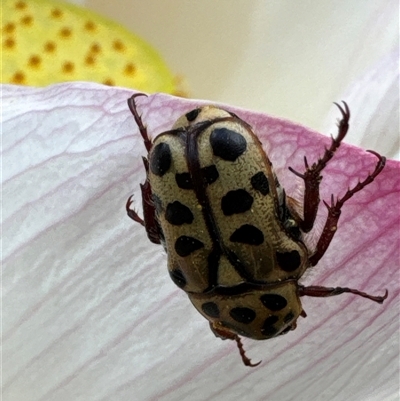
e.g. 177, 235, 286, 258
126, 94, 387, 366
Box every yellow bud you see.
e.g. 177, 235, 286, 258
2, 0, 181, 94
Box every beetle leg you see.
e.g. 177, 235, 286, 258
126, 95, 163, 244
289, 102, 350, 233
126, 171, 163, 245
126, 185, 163, 245
299, 285, 388, 304
127, 93, 152, 153
126, 195, 145, 226
140, 179, 163, 245
234, 335, 261, 367
309, 151, 385, 266
210, 323, 261, 367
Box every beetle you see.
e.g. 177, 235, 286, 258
126, 93, 387, 366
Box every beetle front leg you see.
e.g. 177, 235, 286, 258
289, 102, 350, 232
309, 151, 386, 266
127, 95, 163, 244
127, 93, 152, 153
126, 94, 150, 227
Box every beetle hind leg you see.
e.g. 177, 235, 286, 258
210, 322, 261, 367
299, 285, 388, 304
234, 335, 261, 367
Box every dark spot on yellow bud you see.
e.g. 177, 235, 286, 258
124, 63, 136, 76
103, 78, 115, 86
21, 15, 33, 26
4, 37, 15, 49
59, 27, 72, 38
84, 21, 96, 32
51, 8, 63, 19
4, 23, 16, 34
15, 1, 27, 10
28, 55, 41, 68
112, 39, 125, 52
12, 71, 25, 84
62, 61, 74, 73
85, 55, 96, 65
89, 43, 101, 53
44, 41, 56, 53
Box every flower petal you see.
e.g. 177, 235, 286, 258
3, 82, 399, 400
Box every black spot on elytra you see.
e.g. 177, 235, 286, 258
165, 201, 194, 225
152, 194, 163, 214
175, 165, 219, 189
229, 307, 256, 324
169, 268, 186, 289
283, 312, 295, 324
185, 109, 200, 122
260, 294, 288, 311
175, 236, 204, 257
230, 224, 264, 245
276, 250, 301, 272
221, 189, 253, 216
150, 142, 171, 176
251, 171, 270, 195
210, 128, 247, 161
261, 315, 279, 337
202, 302, 220, 318
202, 165, 219, 185
175, 172, 193, 189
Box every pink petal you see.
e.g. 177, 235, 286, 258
3, 82, 399, 400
